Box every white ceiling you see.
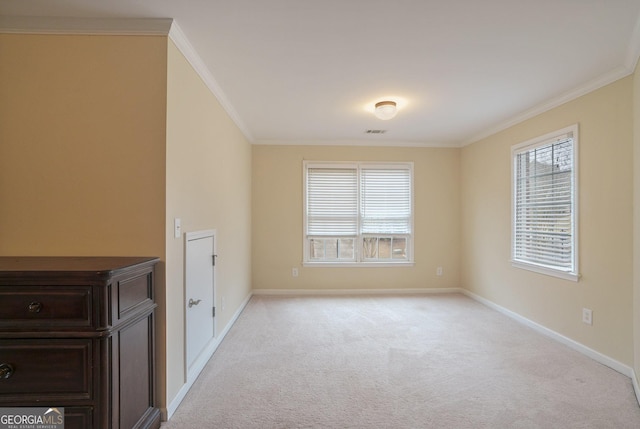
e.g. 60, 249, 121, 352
2, 0, 640, 147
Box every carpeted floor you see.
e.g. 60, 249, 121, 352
161, 294, 640, 428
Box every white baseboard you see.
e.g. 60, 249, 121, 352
163, 287, 640, 416
185, 337, 218, 388
461, 290, 634, 379
252, 287, 464, 296
165, 291, 252, 420
633, 369, 640, 407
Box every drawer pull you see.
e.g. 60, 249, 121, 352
28, 301, 43, 313
0, 363, 14, 379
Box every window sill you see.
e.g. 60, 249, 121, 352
511, 260, 579, 282
303, 261, 415, 268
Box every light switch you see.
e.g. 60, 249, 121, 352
174, 218, 182, 238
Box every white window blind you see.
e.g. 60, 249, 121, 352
306, 168, 358, 236
304, 162, 413, 264
512, 126, 577, 279
360, 168, 412, 234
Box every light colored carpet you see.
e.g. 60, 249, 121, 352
161, 294, 640, 428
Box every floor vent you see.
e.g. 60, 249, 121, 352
365, 129, 387, 134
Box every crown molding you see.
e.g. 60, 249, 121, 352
626, 13, 640, 72
252, 138, 456, 148
4, 13, 639, 149
0, 16, 255, 143
462, 13, 640, 148
0, 16, 173, 35
461, 65, 632, 147
168, 21, 254, 143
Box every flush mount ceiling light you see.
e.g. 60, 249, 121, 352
374, 100, 398, 120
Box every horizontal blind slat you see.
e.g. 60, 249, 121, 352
307, 168, 358, 236
514, 135, 575, 272
361, 168, 412, 234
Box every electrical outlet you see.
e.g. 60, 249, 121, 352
292, 268, 299, 277
436, 266, 443, 276
221, 297, 226, 311
582, 308, 593, 325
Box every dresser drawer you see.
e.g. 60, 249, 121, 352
0, 257, 160, 429
63, 407, 94, 429
0, 286, 92, 329
0, 339, 92, 402
115, 269, 154, 322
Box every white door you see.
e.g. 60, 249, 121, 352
185, 230, 216, 374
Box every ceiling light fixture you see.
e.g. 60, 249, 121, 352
374, 101, 398, 120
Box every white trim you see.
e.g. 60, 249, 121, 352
511, 124, 577, 152
184, 229, 217, 382
462, 290, 634, 378
254, 139, 455, 148
252, 287, 463, 296
303, 262, 415, 268
463, 12, 640, 147
303, 161, 414, 264
164, 288, 640, 415
2, 16, 638, 150
463, 66, 630, 147
632, 369, 640, 407
628, 15, 640, 409
625, 13, 640, 72
184, 229, 216, 241
510, 260, 579, 282
0, 16, 172, 35
165, 291, 252, 420
168, 21, 254, 143
511, 124, 579, 279
0, 16, 255, 144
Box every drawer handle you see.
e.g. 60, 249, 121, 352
28, 301, 43, 313
0, 363, 14, 379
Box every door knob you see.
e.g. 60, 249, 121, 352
188, 298, 202, 308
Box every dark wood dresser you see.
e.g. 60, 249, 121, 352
0, 256, 161, 429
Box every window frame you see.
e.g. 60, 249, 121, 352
303, 161, 414, 267
511, 124, 579, 281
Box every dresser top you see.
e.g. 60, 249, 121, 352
0, 256, 159, 280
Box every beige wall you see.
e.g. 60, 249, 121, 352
461, 77, 634, 365
165, 40, 252, 406
252, 145, 460, 291
0, 33, 254, 416
0, 32, 170, 409
633, 61, 640, 388
0, 34, 167, 256
2, 30, 639, 411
